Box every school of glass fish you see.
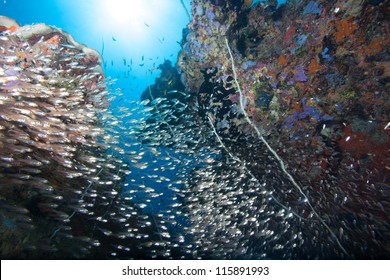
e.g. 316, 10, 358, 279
0, 15, 389, 260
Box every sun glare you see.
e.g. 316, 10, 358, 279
99, 0, 163, 40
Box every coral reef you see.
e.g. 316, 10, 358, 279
153, 0, 389, 258
141, 60, 186, 102
0, 17, 163, 259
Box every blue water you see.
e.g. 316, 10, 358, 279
0, 0, 191, 102
0, 0, 288, 102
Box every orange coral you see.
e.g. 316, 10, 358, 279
46, 35, 60, 45
308, 58, 321, 76
363, 36, 390, 55
278, 55, 288, 66
8, 25, 17, 32
268, 72, 276, 79
334, 16, 357, 43
290, 101, 302, 113
40, 35, 61, 55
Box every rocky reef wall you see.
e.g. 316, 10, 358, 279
0, 17, 163, 259
167, 0, 389, 258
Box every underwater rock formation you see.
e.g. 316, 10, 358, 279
146, 0, 390, 259
0, 16, 109, 258
141, 60, 186, 102
0, 17, 166, 259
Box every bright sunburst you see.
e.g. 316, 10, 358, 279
98, 0, 168, 41
102, 0, 148, 32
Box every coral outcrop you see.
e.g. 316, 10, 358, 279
148, 0, 389, 258
0, 17, 161, 259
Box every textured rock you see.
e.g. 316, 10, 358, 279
159, 0, 389, 258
